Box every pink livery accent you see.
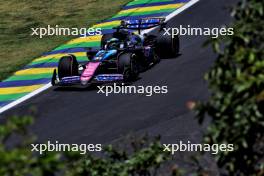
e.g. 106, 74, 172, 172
81, 62, 100, 82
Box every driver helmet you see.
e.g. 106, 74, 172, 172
106, 38, 120, 50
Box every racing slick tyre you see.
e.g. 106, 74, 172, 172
101, 33, 114, 48
156, 34, 179, 59
118, 52, 139, 82
153, 52, 161, 64
58, 55, 79, 80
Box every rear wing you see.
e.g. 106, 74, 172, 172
115, 17, 166, 34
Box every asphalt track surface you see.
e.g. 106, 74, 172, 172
1, 0, 236, 146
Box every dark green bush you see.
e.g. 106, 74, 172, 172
0, 116, 170, 176
196, 0, 264, 175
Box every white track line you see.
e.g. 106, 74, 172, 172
165, 0, 200, 22
142, 0, 200, 34
0, 83, 52, 114
0, 0, 199, 114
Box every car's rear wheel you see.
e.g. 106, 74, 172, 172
101, 33, 114, 49
156, 33, 179, 58
118, 52, 139, 81
58, 55, 79, 79
153, 51, 161, 64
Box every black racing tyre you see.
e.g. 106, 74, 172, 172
156, 33, 179, 58
118, 52, 139, 81
101, 33, 114, 48
58, 55, 79, 79
153, 51, 161, 64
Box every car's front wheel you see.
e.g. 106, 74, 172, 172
58, 55, 79, 79
118, 52, 139, 82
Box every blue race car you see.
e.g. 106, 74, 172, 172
51, 17, 179, 86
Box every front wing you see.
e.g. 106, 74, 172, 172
53, 74, 124, 86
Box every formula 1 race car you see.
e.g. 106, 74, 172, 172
51, 17, 179, 87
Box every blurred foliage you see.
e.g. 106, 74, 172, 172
63, 142, 168, 176
0, 116, 63, 176
196, 0, 264, 175
0, 116, 173, 176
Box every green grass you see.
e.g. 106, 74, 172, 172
0, 0, 131, 81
